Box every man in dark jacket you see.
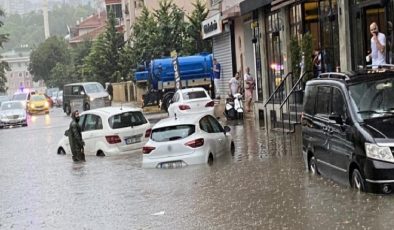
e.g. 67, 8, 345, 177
69, 110, 85, 162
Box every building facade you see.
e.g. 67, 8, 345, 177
205, 0, 394, 121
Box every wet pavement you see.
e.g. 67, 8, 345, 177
1, 106, 394, 229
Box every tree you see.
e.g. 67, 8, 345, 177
184, 0, 211, 55
28, 36, 70, 82
0, 9, 10, 93
84, 11, 125, 84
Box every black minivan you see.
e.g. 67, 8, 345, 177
302, 69, 394, 194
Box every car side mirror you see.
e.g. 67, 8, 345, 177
329, 113, 343, 125
224, 125, 231, 133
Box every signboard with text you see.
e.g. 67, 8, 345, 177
171, 50, 182, 90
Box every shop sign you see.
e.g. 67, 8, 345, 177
201, 13, 222, 39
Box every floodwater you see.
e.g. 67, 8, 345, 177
1, 108, 394, 229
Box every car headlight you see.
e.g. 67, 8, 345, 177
365, 143, 394, 163
44, 101, 49, 107
30, 104, 35, 108
90, 97, 94, 102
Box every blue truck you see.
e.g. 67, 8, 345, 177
135, 53, 213, 111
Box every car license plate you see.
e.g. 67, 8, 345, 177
125, 136, 141, 145
158, 161, 184, 169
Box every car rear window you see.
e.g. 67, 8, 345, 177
108, 111, 148, 129
12, 93, 27, 100
182, 91, 207, 100
151, 125, 195, 142
31, 95, 46, 101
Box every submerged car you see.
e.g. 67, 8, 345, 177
57, 107, 151, 156
143, 114, 234, 168
167, 87, 215, 117
27, 94, 50, 114
302, 67, 394, 194
0, 101, 28, 128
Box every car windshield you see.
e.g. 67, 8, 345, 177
1, 102, 24, 110
349, 77, 394, 121
84, 83, 105, 94
151, 125, 195, 142
31, 95, 46, 101
12, 93, 27, 100
182, 91, 207, 100
108, 111, 147, 129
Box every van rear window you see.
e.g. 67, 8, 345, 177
182, 91, 207, 100
108, 111, 147, 129
151, 125, 195, 142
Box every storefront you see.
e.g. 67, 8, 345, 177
350, 0, 394, 69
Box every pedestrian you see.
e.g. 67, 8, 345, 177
68, 110, 85, 162
229, 72, 240, 97
313, 49, 322, 78
367, 22, 386, 68
106, 82, 113, 104
244, 67, 255, 112
212, 58, 221, 99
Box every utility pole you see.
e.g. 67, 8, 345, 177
43, 0, 50, 39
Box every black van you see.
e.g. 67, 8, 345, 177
302, 68, 394, 194
63, 82, 111, 115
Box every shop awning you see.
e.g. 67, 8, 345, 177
240, 0, 272, 15
271, 0, 298, 11
222, 5, 240, 20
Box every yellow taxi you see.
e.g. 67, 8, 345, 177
27, 94, 50, 114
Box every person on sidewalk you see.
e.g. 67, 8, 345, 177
229, 72, 240, 97
212, 58, 221, 99
244, 67, 255, 112
68, 110, 85, 162
367, 22, 386, 67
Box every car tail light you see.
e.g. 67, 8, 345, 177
205, 101, 214, 107
185, 138, 204, 148
145, 128, 152, 138
143, 146, 156, 154
105, 135, 121, 144
179, 104, 191, 110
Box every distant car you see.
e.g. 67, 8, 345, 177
167, 87, 215, 117
57, 107, 151, 156
27, 94, 50, 114
54, 90, 63, 107
0, 101, 28, 128
0, 95, 9, 106
12, 92, 30, 109
142, 114, 234, 168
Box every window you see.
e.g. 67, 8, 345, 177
199, 116, 214, 133
182, 91, 208, 100
72, 86, 81, 95
331, 88, 346, 117
151, 125, 195, 142
315, 86, 331, 115
172, 92, 180, 102
108, 111, 147, 129
207, 115, 224, 133
106, 4, 122, 19
83, 114, 103, 131
304, 85, 317, 115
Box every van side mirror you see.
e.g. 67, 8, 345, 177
329, 113, 343, 125
224, 125, 231, 133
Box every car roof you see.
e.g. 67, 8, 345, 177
177, 87, 207, 93
64, 82, 101, 86
153, 114, 210, 129
308, 70, 394, 86
80, 106, 143, 117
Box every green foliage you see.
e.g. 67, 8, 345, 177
302, 32, 313, 82
0, 8, 9, 93
28, 36, 71, 82
290, 36, 301, 85
84, 11, 125, 84
184, 0, 211, 55
0, 4, 94, 51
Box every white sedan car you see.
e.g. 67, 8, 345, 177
167, 87, 214, 117
142, 114, 234, 168
57, 107, 151, 156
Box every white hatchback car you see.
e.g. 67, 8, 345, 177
57, 107, 151, 156
167, 87, 214, 117
142, 114, 234, 168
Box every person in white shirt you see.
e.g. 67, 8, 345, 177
228, 72, 240, 96
367, 22, 386, 68
244, 67, 255, 112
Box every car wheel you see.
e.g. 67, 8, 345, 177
207, 153, 214, 165
58, 147, 66, 155
65, 105, 71, 116
97, 150, 105, 157
308, 155, 319, 175
351, 169, 366, 192
230, 141, 235, 156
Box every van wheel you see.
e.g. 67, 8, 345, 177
351, 169, 365, 192
65, 105, 71, 116
309, 156, 319, 175
207, 153, 214, 165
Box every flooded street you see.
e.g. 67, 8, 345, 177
1, 108, 394, 229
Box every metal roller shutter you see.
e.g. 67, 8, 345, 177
213, 31, 232, 98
